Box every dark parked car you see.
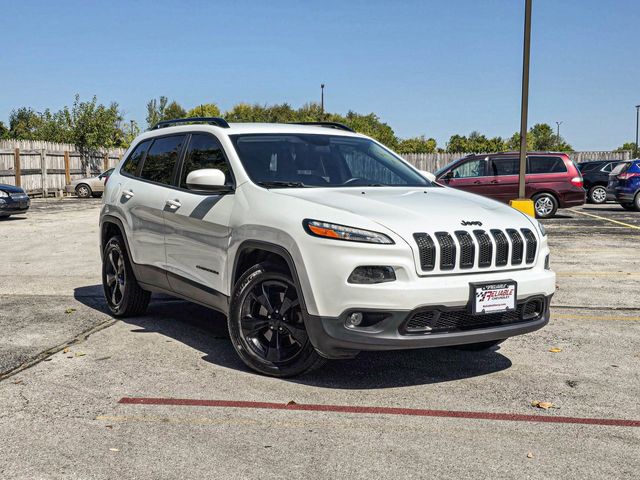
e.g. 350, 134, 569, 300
435, 152, 586, 218
606, 160, 640, 211
577, 160, 621, 204
0, 184, 30, 218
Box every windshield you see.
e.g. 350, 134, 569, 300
229, 134, 432, 188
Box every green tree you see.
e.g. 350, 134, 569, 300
65, 95, 124, 159
187, 103, 221, 118
164, 101, 186, 120
507, 123, 572, 151
9, 108, 43, 139
396, 136, 437, 154
0, 121, 10, 139
615, 142, 636, 155
146, 96, 168, 127
446, 134, 469, 153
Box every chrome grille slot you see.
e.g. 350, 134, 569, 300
521, 228, 537, 264
507, 229, 523, 265
454, 231, 475, 269
413, 233, 436, 271
435, 232, 456, 270
473, 230, 493, 268
491, 229, 509, 267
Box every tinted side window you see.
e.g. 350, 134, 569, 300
122, 140, 151, 176
578, 162, 599, 173
180, 134, 232, 188
451, 159, 485, 178
527, 156, 567, 174
488, 157, 519, 176
139, 135, 185, 185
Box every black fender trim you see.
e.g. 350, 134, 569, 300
232, 240, 311, 315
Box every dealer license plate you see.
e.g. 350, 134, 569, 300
471, 281, 517, 315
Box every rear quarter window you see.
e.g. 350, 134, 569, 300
121, 140, 151, 176
527, 156, 567, 174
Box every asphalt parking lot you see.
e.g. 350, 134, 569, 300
1, 198, 639, 479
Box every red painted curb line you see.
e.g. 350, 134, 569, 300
118, 397, 640, 428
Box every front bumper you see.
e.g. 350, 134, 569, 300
306, 294, 552, 359
0, 197, 30, 215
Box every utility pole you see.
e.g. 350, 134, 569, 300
635, 105, 639, 158
320, 84, 325, 116
516, 0, 532, 202
130, 120, 135, 137
555, 121, 563, 149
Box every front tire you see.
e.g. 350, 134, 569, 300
76, 184, 92, 198
228, 263, 325, 377
588, 186, 607, 204
102, 235, 150, 317
533, 193, 558, 218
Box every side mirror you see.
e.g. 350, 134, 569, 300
419, 170, 436, 183
442, 171, 454, 182
186, 169, 231, 192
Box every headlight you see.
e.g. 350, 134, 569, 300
0, 190, 8, 198
537, 220, 547, 236
303, 219, 394, 244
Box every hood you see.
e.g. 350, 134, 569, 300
0, 184, 26, 194
273, 186, 536, 240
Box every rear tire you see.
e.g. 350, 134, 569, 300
228, 263, 325, 377
452, 340, 504, 351
533, 193, 558, 219
588, 185, 607, 204
76, 184, 92, 198
102, 235, 150, 317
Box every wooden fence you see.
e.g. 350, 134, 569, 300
0, 140, 126, 196
401, 150, 633, 173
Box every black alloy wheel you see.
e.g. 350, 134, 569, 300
102, 235, 150, 317
229, 263, 325, 377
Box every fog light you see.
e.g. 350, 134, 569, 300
348, 312, 364, 326
348, 266, 396, 284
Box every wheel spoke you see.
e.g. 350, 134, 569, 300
108, 251, 118, 273
265, 332, 281, 362
241, 315, 270, 336
106, 273, 116, 286
111, 286, 118, 305
281, 322, 307, 345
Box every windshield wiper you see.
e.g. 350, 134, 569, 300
257, 181, 308, 188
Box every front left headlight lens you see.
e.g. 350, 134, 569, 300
0, 190, 8, 198
303, 219, 394, 244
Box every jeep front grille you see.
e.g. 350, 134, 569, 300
413, 228, 538, 273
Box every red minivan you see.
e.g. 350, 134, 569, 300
435, 152, 586, 218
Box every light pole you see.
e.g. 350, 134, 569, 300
320, 84, 325, 116
635, 105, 639, 158
555, 121, 562, 149
516, 0, 532, 203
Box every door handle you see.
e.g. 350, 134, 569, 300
473, 180, 482, 184
165, 199, 181, 210
490, 180, 499, 184
122, 189, 134, 198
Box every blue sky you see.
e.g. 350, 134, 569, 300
1, 0, 638, 150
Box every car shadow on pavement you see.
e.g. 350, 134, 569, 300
74, 285, 512, 389
0, 216, 27, 221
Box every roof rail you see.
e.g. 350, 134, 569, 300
151, 117, 230, 130
292, 121, 355, 133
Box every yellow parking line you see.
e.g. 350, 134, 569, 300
571, 210, 640, 231
554, 313, 640, 322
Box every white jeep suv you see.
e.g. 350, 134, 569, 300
99, 118, 555, 377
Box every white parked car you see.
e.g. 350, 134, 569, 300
66, 169, 113, 198
99, 118, 555, 377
